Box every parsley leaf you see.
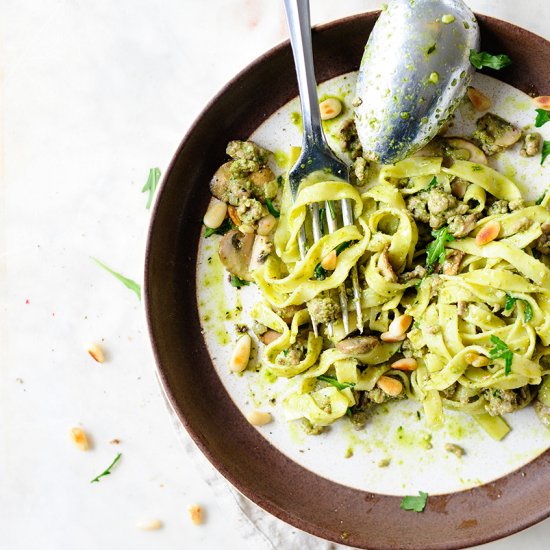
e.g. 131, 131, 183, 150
541, 141, 550, 165
335, 241, 352, 255
504, 293, 533, 323
91, 453, 122, 483
425, 226, 455, 273
265, 198, 280, 218
489, 335, 513, 375
317, 374, 355, 391
400, 491, 428, 512
327, 200, 337, 220
469, 50, 512, 70
230, 274, 249, 288
535, 109, 550, 128
204, 217, 236, 238
142, 168, 161, 210
426, 176, 438, 190
314, 263, 328, 280
92, 257, 141, 300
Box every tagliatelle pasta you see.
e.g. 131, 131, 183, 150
204, 114, 550, 441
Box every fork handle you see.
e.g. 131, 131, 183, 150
283, 0, 323, 145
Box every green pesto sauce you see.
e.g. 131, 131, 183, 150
199, 242, 231, 345
274, 150, 289, 170
290, 111, 303, 133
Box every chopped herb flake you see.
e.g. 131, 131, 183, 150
230, 274, 249, 288
426, 226, 455, 273
504, 293, 532, 322
276, 175, 284, 187
314, 263, 328, 280
92, 258, 141, 300
91, 453, 122, 483
142, 168, 161, 209
400, 491, 428, 512
335, 241, 352, 255
536, 192, 547, 205
541, 141, 550, 165
204, 217, 236, 238
319, 207, 326, 234
426, 176, 438, 190
489, 335, 513, 375
469, 50, 512, 70
328, 200, 337, 220
265, 197, 280, 218
535, 109, 550, 128
317, 375, 355, 391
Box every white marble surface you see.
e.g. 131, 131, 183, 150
2, 1, 550, 549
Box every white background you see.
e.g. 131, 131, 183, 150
2, 1, 550, 549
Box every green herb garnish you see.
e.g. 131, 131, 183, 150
536, 192, 547, 205
142, 168, 161, 209
535, 109, 550, 128
204, 217, 236, 238
317, 375, 355, 391
489, 335, 513, 375
265, 197, 280, 218
469, 50, 512, 70
327, 200, 337, 220
426, 176, 438, 190
505, 293, 533, 322
230, 274, 249, 288
335, 241, 352, 255
400, 491, 428, 512
541, 141, 550, 165
314, 263, 328, 280
425, 226, 455, 273
92, 258, 141, 300
91, 453, 122, 483
276, 175, 284, 187
319, 207, 326, 234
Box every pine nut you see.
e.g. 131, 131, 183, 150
376, 375, 403, 396
390, 358, 418, 371
203, 199, 227, 229
380, 331, 407, 343
388, 314, 413, 336
135, 519, 162, 531
465, 352, 490, 367
187, 504, 203, 525
467, 87, 491, 111
533, 96, 550, 110
246, 410, 273, 426
319, 98, 342, 121
227, 205, 241, 227
261, 330, 281, 345
475, 220, 500, 245
321, 250, 337, 271
229, 334, 251, 372
69, 427, 90, 451
257, 214, 277, 236
239, 224, 255, 234
87, 343, 105, 363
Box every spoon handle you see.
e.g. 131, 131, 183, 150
283, 0, 323, 144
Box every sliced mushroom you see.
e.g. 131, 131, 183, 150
378, 248, 398, 282
249, 235, 273, 272
272, 304, 306, 324
473, 113, 522, 155
209, 162, 232, 202
218, 230, 254, 281
445, 138, 487, 165
442, 250, 465, 276
450, 178, 470, 199
336, 335, 379, 355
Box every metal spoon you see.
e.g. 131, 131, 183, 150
355, 0, 480, 164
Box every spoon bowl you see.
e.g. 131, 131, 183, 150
355, 0, 480, 164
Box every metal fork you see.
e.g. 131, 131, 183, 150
283, 0, 363, 337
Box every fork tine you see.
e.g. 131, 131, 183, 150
341, 199, 364, 333
324, 202, 350, 335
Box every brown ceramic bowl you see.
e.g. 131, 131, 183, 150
145, 12, 550, 549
